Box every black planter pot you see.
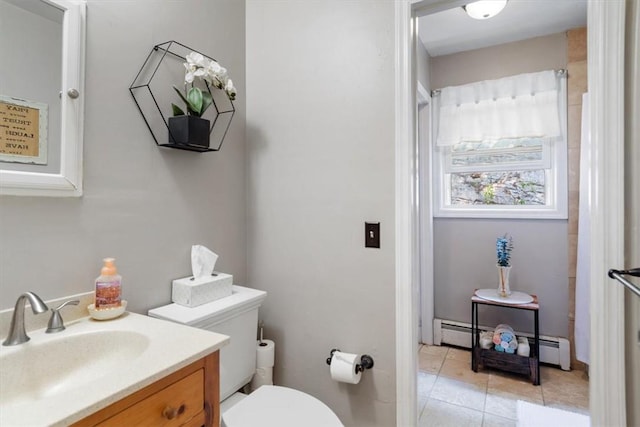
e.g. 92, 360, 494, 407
168, 115, 210, 148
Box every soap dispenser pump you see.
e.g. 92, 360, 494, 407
95, 258, 122, 310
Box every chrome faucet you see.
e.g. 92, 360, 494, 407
2, 292, 49, 346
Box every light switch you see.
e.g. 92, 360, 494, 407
365, 222, 380, 248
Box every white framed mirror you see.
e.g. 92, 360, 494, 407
0, 0, 85, 197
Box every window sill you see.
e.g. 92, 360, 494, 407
434, 206, 568, 220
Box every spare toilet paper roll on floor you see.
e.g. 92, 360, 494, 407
330, 351, 362, 384
250, 367, 273, 390
251, 339, 275, 391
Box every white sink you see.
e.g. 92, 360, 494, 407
0, 311, 229, 427
0, 330, 149, 405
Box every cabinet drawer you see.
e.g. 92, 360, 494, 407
97, 369, 204, 427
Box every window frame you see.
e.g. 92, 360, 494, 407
432, 77, 568, 220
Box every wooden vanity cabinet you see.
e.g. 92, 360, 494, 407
72, 352, 220, 427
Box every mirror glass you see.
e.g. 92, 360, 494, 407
0, 0, 85, 197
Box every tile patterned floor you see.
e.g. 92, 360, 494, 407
418, 345, 589, 427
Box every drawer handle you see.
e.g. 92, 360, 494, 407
162, 404, 186, 420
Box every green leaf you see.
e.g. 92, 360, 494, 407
201, 91, 213, 116
173, 86, 189, 105
171, 103, 185, 116
187, 87, 204, 116
186, 104, 198, 116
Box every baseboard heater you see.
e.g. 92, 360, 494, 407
433, 318, 571, 371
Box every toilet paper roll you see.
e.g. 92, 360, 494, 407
479, 332, 493, 349
517, 336, 530, 357
256, 339, 275, 368
330, 351, 362, 385
250, 366, 273, 391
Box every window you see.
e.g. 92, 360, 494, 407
432, 70, 567, 219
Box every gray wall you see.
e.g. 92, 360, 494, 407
431, 32, 568, 88
246, 1, 396, 426
431, 33, 570, 338
434, 219, 568, 336
0, 0, 247, 314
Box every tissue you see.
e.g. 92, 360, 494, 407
191, 245, 218, 278
171, 245, 233, 307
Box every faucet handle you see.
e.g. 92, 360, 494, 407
46, 300, 80, 333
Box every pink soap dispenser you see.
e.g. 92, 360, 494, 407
94, 258, 122, 310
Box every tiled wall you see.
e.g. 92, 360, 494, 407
567, 27, 587, 370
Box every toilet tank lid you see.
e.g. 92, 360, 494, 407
222, 386, 343, 427
148, 285, 266, 325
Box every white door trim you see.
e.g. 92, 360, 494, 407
395, 1, 417, 425
623, 2, 640, 424
587, 1, 627, 426
417, 85, 434, 345
395, 2, 468, 425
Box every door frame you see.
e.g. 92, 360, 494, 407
586, 1, 627, 426
416, 82, 434, 346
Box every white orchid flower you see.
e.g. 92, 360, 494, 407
217, 72, 229, 89
207, 60, 222, 74
185, 68, 208, 84
185, 52, 207, 68
184, 62, 196, 83
205, 62, 227, 89
178, 52, 236, 108
184, 67, 206, 83
225, 79, 236, 100
184, 53, 212, 84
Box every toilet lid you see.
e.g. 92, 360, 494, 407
222, 385, 343, 427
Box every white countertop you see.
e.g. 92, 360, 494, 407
0, 311, 229, 426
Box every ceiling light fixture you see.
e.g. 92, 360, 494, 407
463, 0, 508, 20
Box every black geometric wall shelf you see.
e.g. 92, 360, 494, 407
129, 41, 235, 152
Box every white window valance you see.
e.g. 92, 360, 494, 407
435, 70, 564, 146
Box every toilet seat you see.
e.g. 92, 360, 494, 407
220, 392, 248, 414
222, 385, 343, 427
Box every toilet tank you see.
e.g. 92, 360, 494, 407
148, 285, 267, 401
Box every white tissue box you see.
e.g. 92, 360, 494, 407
171, 272, 233, 307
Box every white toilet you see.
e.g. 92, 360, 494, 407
148, 285, 343, 427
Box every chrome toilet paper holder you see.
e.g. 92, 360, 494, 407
326, 348, 375, 373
